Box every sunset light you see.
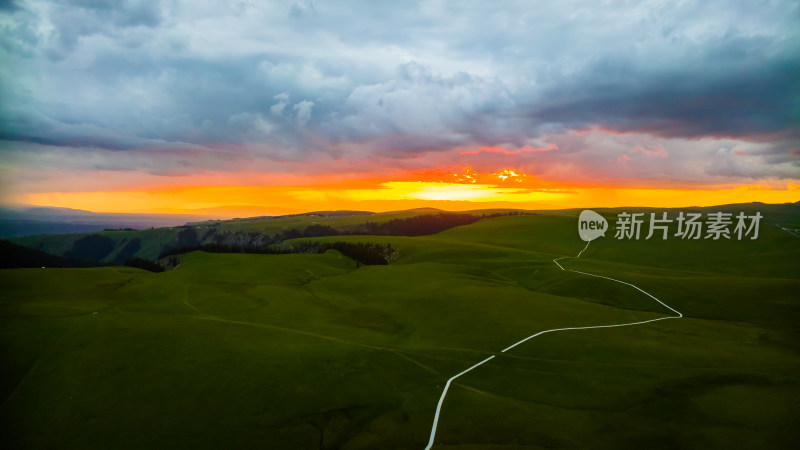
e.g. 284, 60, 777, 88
2, 3, 799, 450
0, 1, 797, 216
17, 178, 799, 217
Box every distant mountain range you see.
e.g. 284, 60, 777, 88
0, 206, 202, 238
0, 204, 447, 238
5, 208, 518, 266
2, 201, 798, 239
0, 205, 304, 238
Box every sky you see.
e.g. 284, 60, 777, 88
1, 0, 798, 215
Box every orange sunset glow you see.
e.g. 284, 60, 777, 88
2, 3, 800, 449
13, 164, 799, 217
1, 1, 798, 218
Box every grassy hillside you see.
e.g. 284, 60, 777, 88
1, 208, 799, 449
0, 240, 79, 269
9, 208, 521, 263
11, 227, 181, 262
203, 208, 435, 232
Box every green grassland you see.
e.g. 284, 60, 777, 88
206, 208, 440, 233
8, 208, 522, 263
198, 208, 528, 233
11, 226, 182, 262
1, 207, 799, 449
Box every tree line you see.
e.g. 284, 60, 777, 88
9, 211, 523, 272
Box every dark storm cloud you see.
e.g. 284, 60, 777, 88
529, 39, 800, 139
0, 0, 798, 181
0, 0, 19, 11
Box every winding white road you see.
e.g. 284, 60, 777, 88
423, 240, 683, 450
776, 224, 800, 239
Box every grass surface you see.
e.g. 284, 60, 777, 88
8, 208, 519, 262
1, 208, 799, 449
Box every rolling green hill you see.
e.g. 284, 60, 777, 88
1, 205, 799, 449
0, 240, 79, 269
9, 208, 523, 264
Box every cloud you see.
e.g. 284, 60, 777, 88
0, 0, 20, 12
292, 100, 314, 127
270, 92, 289, 117
529, 49, 800, 139
0, 0, 798, 186
631, 145, 667, 158
459, 145, 558, 155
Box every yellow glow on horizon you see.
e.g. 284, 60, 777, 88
19, 182, 799, 216
371, 181, 562, 202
